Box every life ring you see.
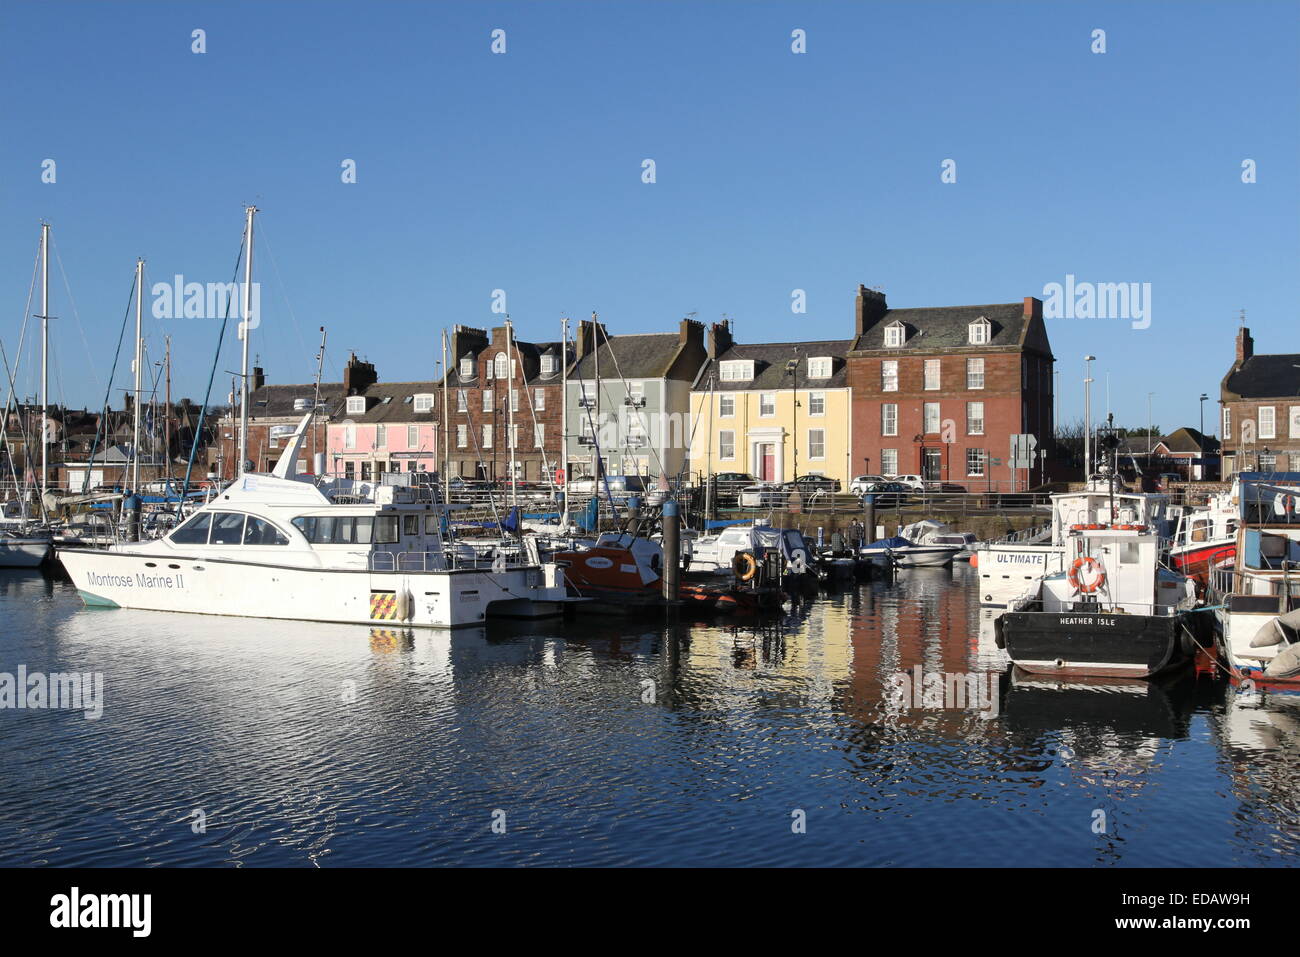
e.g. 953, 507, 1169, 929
1068, 556, 1106, 594
1114, 524, 1147, 531
732, 551, 758, 582
1070, 523, 1104, 531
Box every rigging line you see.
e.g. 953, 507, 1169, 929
460, 404, 504, 532
0, 243, 41, 495
255, 220, 317, 379
0, 342, 39, 506
180, 232, 247, 510
50, 234, 102, 396
81, 274, 139, 493
601, 335, 668, 479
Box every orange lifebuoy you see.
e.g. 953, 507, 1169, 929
1071, 523, 1104, 531
732, 551, 758, 582
1068, 556, 1106, 594
1114, 524, 1147, 532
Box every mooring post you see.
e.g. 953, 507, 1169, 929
863, 493, 876, 544
662, 499, 680, 602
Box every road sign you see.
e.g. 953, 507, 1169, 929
1010, 433, 1038, 469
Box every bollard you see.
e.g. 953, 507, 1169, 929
661, 500, 680, 602
124, 493, 141, 542
863, 494, 876, 544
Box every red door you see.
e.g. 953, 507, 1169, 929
761, 444, 775, 481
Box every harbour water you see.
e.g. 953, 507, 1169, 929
0, 564, 1295, 867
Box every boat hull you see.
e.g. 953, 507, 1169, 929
56, 547, 567, 628
1170, 541, 1236, 590
999, 609, 1195, 679
0, 539, 50, 568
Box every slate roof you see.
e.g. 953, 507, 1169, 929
247, 382, 346, 420
346, 381, 441, 424
1224, 354, 1300, 399
695, 339, 854, 392
851, 302, 1031, 353
570, 333, 684, 380
1116, 428, 1218, 456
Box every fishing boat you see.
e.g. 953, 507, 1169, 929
1206, 474, 1300, 687
56, 415, 570, 626
975, 478, 1174, 608
1169, 483, 1237, 592
997, 521, 1202, 678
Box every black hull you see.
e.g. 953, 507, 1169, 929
999, 609, 1197, 679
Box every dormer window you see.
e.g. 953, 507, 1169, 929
884, 321, 906, 348
413, 394, 434, 413
346, 396, 366, 415
541, 354, 555, 375
719, 360, 754, 382
968, 317, 991, 345
807, 357, 833, 378
459, 356, 474, 378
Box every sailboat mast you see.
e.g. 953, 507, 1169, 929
164, 335, 172, 482
132, 257, 144, 491
560, 315, 569, 529
40, 223, 49, 496
237, 205, 257, 476
312, 326, 327, 471
441, 328, 450, 503
506, 317, 517, 510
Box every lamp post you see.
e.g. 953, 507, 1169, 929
1084, 355, 1096, 480
1198, 393, 1208, 480
785, 356, 800, 486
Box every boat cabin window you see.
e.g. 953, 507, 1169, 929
170, 513, 212, 545
376, 515, 399, 544
1191, 520, 1209, 543
425, 514, 443, 535
209, 512, 248, 546
291, 515, 375, 544
402, 515, 419, 537
243, 516, 290, 546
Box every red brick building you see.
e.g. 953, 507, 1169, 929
846, 287, 1055, 490
445, 323, 569, 481
1220, 326, 1300, 477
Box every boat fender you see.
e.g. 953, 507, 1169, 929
732, 551, 758, 582
1264, 642, 1300, 679
1250, 618, 1284, 649
396, 589, 412, 622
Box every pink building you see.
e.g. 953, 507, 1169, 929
325, 377, 443, 481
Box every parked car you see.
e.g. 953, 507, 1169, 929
888, 474, 926, 491
849, 475, 885, 495
859, 481, 912, 507
707, 472, 756, 505
786, 474, 840, 495
927, 482, 968, 493
738, 483, 789, 509
565, 474, 646, 504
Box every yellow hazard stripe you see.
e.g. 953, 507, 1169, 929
370, 593, 397, 620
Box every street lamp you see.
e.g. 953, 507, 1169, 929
1198, 393, 1208, 480
785, 356, 800, 485
1084, 355, 1097, 480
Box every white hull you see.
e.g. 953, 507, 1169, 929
57, 547, 568, 628
975, 544, 1064, 608
861, 545, 960, 567
0, 539, 50, 568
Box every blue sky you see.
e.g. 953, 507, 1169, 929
1, 0, 1296, 437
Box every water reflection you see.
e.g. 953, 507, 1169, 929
0, 564, 1293, 865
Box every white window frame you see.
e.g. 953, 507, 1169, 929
456, 424, 467, 448
924, 402, 940, 435
968, 318, 990, 345
541, 354, 555, 376
720, 360, 754, 382
759, 393, 776, 417
407, 425, 418, 447
807, 428, 826, 460
375, 425, 387, 449
719, 429, 735, 460
457, 390, 467, 412
1290, 406, 1300, 440
459, 357, 473, 378
534, 424, 544, 448
967, 401, 984, 436
966, 357, 985, 390
482, 390, 494, 413
1259, 406, 1277, 440
924, 359, 940, 391
1223, 407, 1231, 443
413, 394, 434, 413
718, 395, 735, 417
807, 357, 833, 379
535, 388, 545, 411
495, 353, 508, 379
809, 392, 826, 416
482, 424, 493, 449
966, 448, 986, 477
882, 403, 898, 437
881, 360, 898, 392
346, 395, 365, 415
884, 322, 905, 348
881, 449, 898, 476
344, 425, 356, 450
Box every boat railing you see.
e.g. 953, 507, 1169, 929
987, 521, 1052, 546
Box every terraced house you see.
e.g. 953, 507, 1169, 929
565, 317, 707, 482
846, 286, 1054, 490
689, 321, 854, 487
1220, 326, 1300, 477
444, 323, 569, 482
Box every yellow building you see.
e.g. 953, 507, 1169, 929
689, 330, 855, 487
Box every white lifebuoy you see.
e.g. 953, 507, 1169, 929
1068, 556, 1106, 594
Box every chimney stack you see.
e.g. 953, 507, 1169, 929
1236, 326, 1254, 363
708, 319, 734, 359
1023, 296, 1043, 320
343, 352, 378, 395
251, 365, 266, 392
855, 285, 888, 336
